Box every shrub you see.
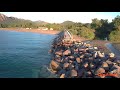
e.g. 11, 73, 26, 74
109, 30, 120, 43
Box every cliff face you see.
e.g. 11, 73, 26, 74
0, 13, 18, 22
0, 14, 8, 22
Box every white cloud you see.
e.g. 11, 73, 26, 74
0, 12, 119, 23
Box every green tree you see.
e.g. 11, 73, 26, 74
77, 27, 95, 40
112, 15, 120, 28
109, 30, 120, 43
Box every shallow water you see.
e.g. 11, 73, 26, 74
0, 30, 56, 78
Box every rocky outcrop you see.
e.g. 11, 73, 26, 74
0, 13, 19, 22
0, 14, 8, 22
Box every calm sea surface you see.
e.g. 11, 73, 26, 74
0, 30, 56, 78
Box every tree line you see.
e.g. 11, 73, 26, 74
0, 15, 120, 42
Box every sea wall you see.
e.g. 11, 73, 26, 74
49, 31, 120, 78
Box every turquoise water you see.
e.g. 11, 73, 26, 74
0, 30, 56, 78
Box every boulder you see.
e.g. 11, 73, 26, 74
74, 48, 79, 52
111, 65, 120, 70
109, 53, 115, 58
83, 62, 89, 68
65, 70, 71, 77
69, 56, 74, 59
55, 58, 61, 63
86, 71, 92, 77
75, 65, 79, 71
78, 68, 85, 77
98, 52, 105, 58
102, 62, 109, 67
76, 57, 81, 63
114, 59, 120, 64
89, 63, 95, 69
50, 60, 61, 71
101, 62, 109, 71
106, 60, 113, 67
88, 49, 94, 53
69, 64, 75, 70
86, 44, 91, 47
84, 53, 91, 58
71, 69, 78, 77
57, 69, 66, 76
69, 60, 73, 63
95, 68, 105, 75
109, 69, 120, 78
60, 74, 65, 78
79, 49, 85, 52
55, 51, 62, 56
63, 63, 69, 68
94, 47, 98, 50
80, 55, 84, 59
88, 57, 94, 61
63, 50, 71, 56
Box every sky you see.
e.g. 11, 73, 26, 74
0, 12, 120, 23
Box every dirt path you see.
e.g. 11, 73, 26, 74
105, 43, 120, 58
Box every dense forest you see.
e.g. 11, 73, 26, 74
0, 13, 120, 42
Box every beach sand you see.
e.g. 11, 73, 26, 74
0, 28, 60, 35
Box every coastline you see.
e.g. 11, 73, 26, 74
0, 28, 87, 42
0, 28, 110, 53
0, 28, 60, 35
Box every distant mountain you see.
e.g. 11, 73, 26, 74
0, 13, 32, 23
34, 20, 49, 25
0, 13, 35, 28
0, 13, 11, 21
0, 13, 50, 25
61, 21, 75, 25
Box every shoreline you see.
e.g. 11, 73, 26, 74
0, 28, 60, 35
0, 28, 110, 53
0, 28, 87, 41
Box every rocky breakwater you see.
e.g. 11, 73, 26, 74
49, 31, 120, 78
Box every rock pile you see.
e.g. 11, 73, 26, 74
49, 31, 120, 78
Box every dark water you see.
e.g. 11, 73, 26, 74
0, 30, 56, 78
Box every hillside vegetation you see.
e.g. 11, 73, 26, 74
0, 13, 120, 42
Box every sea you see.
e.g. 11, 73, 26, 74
0, 30, 57, 78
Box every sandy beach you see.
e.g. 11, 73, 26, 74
0, 28, 95, 41
0, 28, 60, 35
0, 28, 86, 41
